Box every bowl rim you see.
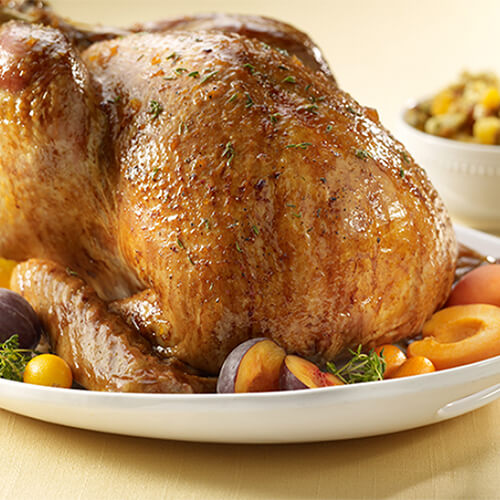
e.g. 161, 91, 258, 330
399, 100, 500, 155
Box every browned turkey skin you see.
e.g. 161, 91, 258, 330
0, 3, 457, 392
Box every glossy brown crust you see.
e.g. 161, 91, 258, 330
10, 260, 216, 392
109, 289, 175, 356
0, 22, 456, 383
131, 13, 334, 81
84, 30, 455, 372
0, 21, 140, 301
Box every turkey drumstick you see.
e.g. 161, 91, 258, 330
11, 260, 215, 392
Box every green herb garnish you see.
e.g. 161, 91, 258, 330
347, 105, 362, 117
286, 142, 312, 149
270, 113, 280, 123
245, 93, 254, 108
148, 100, 163, 119
400, 168, 405, 178
243, 63, 256, 74
298, 104, 319, 113
222, 142, 234, 166
188, 71, 199, 78
201, 70, 218, 83
175, 67, 188, 74
354, 149, 372, 160
400, 151, 410, 164
66, 267, 79, 277
282, 75, 296, 84
326, 345, 386, 384
107, 95, 121, 104
0, 335, 35, 382
227, 93, 239, 103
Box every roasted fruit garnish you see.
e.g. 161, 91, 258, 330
0, 258, 17, 289
392, 356, 435, 378
447, 264, 500, 307
217, 338, 286, 393
374, 344, 407, 378
407, 304, 500, 369
23, 353, 73, 388
280, 355, 343, 390
0, 288, 41, 349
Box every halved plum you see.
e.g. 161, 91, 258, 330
216, 338, 286, 393
280, 355, 344, 390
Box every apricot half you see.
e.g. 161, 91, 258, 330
407, 304, 500, 369
216, 338, 286, 393
447, 264, 500, 307
280, 355, 344, 390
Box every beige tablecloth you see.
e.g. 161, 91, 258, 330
1, 1, 499, 498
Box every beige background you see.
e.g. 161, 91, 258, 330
1, 1, 500, 499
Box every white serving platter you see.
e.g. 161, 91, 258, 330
0, 224, 499, 444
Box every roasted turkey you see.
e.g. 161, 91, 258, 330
0, 1, 457, 392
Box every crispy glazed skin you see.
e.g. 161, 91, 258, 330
0, 18, 456, 388
131, 13, 334, 81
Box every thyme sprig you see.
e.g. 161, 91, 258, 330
326, 345, 386, 384
0, 335, 36, 382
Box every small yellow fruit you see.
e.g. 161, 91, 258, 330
481, 86, 500, 111
473, 116, 500, 145
392, 356, 436, 378
0, 258, 17, 289
23, 354, 73, 388
431, 90, 454, 116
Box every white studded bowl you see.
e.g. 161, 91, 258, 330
397, 106, 500, 235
